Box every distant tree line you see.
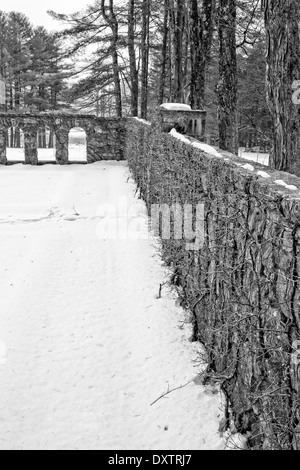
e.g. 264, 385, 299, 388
49, 1, 272, 157
0, 11, 67, 113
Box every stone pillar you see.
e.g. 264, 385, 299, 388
197, 113, 207, 138
24, 127, 38, 165
86, 130, 99, 163
0, 128, 7, 164
55, 128, 69, 164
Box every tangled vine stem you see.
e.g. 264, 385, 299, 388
150, 379, 194, 407
126, 118, 300, 450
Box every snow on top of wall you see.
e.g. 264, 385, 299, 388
132, 116, 151, 126
257, 171, 271, 179
169, 128, 191, 145
160, 103, 192, 111
241, 163, 255, 172
275, 179, 288, 187
274, 180, 298, 190
191, 140, 224, 158
167, 127, 300, 197
275, 180, 298, 191
169, 129, 224, 158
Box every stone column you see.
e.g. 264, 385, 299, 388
24, 127, 38, 165
0, 128, 7, 164
86, 129, 99, 163
55, 128, 69, 164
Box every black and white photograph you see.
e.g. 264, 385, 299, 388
0, 0, 299, 453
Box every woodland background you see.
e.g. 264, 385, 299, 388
0, 1, 299, 173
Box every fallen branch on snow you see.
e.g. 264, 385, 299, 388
150, 379, 194, 406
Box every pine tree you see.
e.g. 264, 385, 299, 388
0, 10, 66, 113
6, 12, 33, 110
28, 27, 67, 111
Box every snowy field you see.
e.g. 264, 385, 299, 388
0, 162, 227, 451
7, 145, 87, 162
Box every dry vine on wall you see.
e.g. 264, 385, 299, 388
126, 119, 300, 450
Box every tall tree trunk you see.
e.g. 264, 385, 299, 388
159, 0, 169, 105
168, 4, 174, 101
101, 0, 122, 117
128, 0, 139, 116
38, 83, 46, 112
190, 0, 203, 108
263, 0, 300, 171
141, 0, 150, 119
182, 15, 189, 100
15, 78, 20, 109
175, 0, 184, 102
169, 0, 185, 102
218, 0, 238, 153
189, 0, 215, 109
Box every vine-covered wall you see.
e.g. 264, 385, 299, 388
126, 119, 300, 450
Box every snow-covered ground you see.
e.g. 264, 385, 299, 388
0, 162, 227, 451
6, 145, 87, 163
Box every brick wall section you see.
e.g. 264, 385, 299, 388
126, 119, 300, 450
0, 113, 126, 164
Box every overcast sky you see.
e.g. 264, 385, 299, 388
0, 0, 91, 30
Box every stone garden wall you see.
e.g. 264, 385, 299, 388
0, 112, 126, 164
126, 118, 300, 450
